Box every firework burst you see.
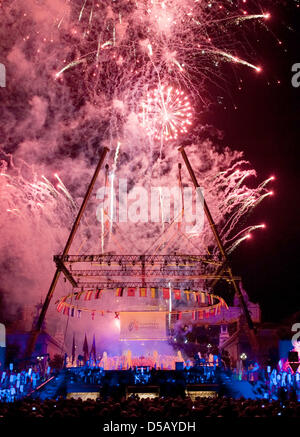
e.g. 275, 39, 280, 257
140, 84, 192, 143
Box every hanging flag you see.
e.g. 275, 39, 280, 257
70, 307, 75, 317
63, 305, 69, 316
163, 288, 170, 299
57, 302, 64, 313
90, 334, 96, 362
191, 292, 197, 302
91, 311, 95, 320
198, 310, 204, 320
84, 290, 93, 301
77, 310, 82, 319
184, 290, 190, 301
127, 287, 136, 297
71, 334, 76, 365
200, 292, 206, 304
139, 287, 147, 297
95, 289, 102, 299
57, 296, 67, 312
173, 289, 181, 300
116, 287, 123, 297
75, 291, 84, 301
150, 287, 159, 298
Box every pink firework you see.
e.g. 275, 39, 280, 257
141, 85, 193, 142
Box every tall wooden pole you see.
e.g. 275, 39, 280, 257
26, 147, 109, 358
178, 146, 258, 355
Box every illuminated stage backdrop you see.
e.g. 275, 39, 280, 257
120, 312, 167, 341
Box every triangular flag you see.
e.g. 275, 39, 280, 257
90, 334, 96, 362
83, 334, 89, 363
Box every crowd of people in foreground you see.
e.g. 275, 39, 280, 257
0, 396, 299, 419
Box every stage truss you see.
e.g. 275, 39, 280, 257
54, 253, 240, 290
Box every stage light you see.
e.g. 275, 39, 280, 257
240, 353, 247, 360
114, 318, 120, 330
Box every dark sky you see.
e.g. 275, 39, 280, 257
205, 2, 300, 322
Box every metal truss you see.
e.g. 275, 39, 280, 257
54, 253, 239, 290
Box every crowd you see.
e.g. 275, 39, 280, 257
0, 396, 299, 420
0, 365, 52, 402
1, 352, 300, 403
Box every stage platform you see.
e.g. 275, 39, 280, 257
31, 367, 221, 401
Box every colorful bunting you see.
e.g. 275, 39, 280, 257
139, 287, 147, 297
84, 290, 93, 301
127, 287, 136, 297
116, 287, 123, 297
163, 288, 170, 299
150, 287, 159, 298
200, 292, 206, 304
75, 291, 84, 301
63, 305, 69, 316
95, 289, 102, 299
173, 289, 181, 300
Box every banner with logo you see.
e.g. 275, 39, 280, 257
120, 312, 167, 341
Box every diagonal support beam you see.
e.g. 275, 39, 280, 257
25, 147, 109, 358
55, 258, 77, 288
179, 146, 258, 355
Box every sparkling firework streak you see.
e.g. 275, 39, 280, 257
50, 0, 270, 110
0, 162, 76, 226
227, 233, 251, 255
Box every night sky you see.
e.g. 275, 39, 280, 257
206, 2, 300, 322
